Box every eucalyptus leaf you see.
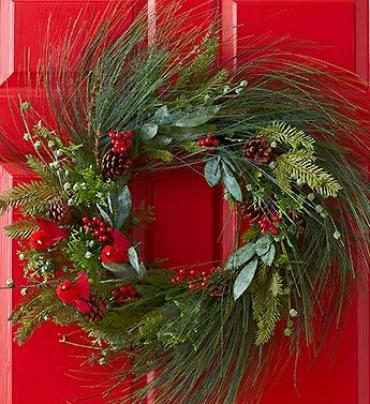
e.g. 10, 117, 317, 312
225, 243, 255, 270
128, 247, 146, 279
115, 186, 132, 228
261, 243, 276, 266
255, 236, 272, 256
154, 135, 173, 146
174, 106, 221, 128
128, 247, 140, 272
102, 262, 138, 281
204, 157, 221, 187
154, 105, 170, 122
96, 204, 113, 227
233, 258, 259, 300
140, 123, 158, 140
221, 162, 242, 202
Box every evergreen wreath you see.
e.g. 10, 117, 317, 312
1, 4, 369, 403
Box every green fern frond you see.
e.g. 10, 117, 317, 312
0, 181, 59, 215
5, 219, 38, 239
274, 153, 342, 197
253, 272, 283, 346
26, 155, 55, 182
262, 121, 315, 151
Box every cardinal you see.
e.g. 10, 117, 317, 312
30, 218, 69, 251
56, 272, 91, 314
100, 229, 131, 264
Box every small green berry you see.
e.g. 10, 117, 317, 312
315, 205, 324, 213
23, 133, 32, 141
20, 288, 28, 296
34, 140, 42, 149
284, 328, 293, 337
6, 279, 14, 288
333, 230, 341, 240
308, 193, 315, 202
289, 308, 298, 318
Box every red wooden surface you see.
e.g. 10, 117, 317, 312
0, 1, 369, 403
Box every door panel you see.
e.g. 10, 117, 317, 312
221, 1, 369, 403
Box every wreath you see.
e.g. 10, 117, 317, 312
1, 5, 369, 404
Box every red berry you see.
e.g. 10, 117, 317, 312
171, 278, 177, 285
270, 212, 280, 223
268, 224, 279, 235
189, 270, 197, 277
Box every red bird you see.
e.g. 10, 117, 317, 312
30, 218, 69, 251
56, 272, 90, 314
100, 230, 131, 264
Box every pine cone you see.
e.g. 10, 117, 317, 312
245, 137, 272, 164
47, 198, 72, 224
87, 296, 107, 322
240, 203, 264, 224
101, 150, 131, 180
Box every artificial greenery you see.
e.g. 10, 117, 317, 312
0, 4, 369, 404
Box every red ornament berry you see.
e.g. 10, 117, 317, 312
268, 224, 279, 235
197, 133, 221, 151
111, 284, 138, 305
270, 211, 281, 223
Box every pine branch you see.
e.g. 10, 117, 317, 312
5, 219, 38, 239
26, 155, 55, 182
274, 153, 342, 197
261, 121, 315, 151
0, 181, 59, 215
252, 272, 283, 346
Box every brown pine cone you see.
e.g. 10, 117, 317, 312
101, 150, 131, 180
245, 137, 272, 164
87, 296, 107, 322
47, 198, 72, 224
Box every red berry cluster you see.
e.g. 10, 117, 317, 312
111, 285, 138, 305
258, 211, 281, 235
197, 134, 221, 149
82, 216, 114, 242
171, 268, 214, 291
108, 131, 134, 154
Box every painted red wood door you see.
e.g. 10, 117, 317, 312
0, 1, 368, 403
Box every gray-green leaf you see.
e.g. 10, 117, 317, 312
140, 123, 158, 141
204, 157, 221, 187
221, 162, 242, 202
255, 235, 272, 256
174, 106, 221, 128
233, 258, 259, 300
261, 243, 276, 266
102, 262, 138, 281
115, 186, 132, 228
225, 243, 255, 270
96, 204, 113, 227
154, 106, 170, 122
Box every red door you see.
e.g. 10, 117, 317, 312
0, 1, 368, 403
